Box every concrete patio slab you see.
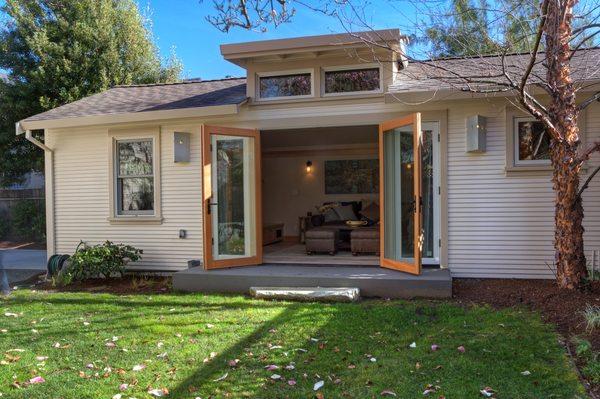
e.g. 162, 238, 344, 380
173, 265, 452, 299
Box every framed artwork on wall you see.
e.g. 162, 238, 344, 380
324, 159, 379, 194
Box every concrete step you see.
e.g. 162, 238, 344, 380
250, 286, 360, 302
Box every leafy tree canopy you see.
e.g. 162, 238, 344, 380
0, 0, 182, 186
425, 0, 541, 58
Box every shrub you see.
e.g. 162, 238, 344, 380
65, 241, 142, 282
11, 200, 45, 241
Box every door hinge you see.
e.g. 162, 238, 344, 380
437, 133, 440, 142
211, 237, 214, 245
209, 143, 213, 152
438, 186, 441, 195
438, 238, 442, 248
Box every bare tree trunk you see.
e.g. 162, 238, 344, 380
546, 0, 588, 289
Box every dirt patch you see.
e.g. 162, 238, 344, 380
453, 278, 600, 396
34, 275, 172, 295
0, 241, 46, 250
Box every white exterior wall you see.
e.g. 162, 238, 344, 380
446, 100, 599, 279
47, 125, 204, 271
44, 100, 600, 278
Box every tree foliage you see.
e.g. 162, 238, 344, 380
0, 0, 182, 186
425, 0, 542, 57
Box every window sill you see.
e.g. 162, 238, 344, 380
107, 216, 163, 225
505, 164, 588, 176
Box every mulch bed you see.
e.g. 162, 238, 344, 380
0, 241, 46, 250
32, 275, 172, 295
453, 278, 600, 397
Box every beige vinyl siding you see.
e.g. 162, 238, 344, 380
44, 97, 600, 278
446, 100, 600, 279
46, 125, 203, 271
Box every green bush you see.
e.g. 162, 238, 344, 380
11, 200, 45, 241
65, 241, 142, 282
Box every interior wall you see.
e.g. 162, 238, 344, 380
262, 152, 379, 237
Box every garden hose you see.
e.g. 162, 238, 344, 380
47, 254, 69, 276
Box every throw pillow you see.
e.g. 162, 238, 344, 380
360, 201, 380, 223
335, 204, 358, 221
323, 208, 340, 223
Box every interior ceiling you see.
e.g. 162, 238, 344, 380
261, 125, 378, 149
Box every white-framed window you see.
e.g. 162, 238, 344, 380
257, 69, 314, 100
115, 138, 156, 215
514, 117, 551, 165
108, 127, 162, 224
322, 64, 382, 96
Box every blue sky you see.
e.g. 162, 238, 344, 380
148, 1, 415, 80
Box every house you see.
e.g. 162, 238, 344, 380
14, 30, 600, 297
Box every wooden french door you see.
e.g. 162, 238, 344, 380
201, 125, 262, 269
379, 113, 423, 275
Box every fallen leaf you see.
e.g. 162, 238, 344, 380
28, 376, 45, 384
409, 342, 417, 348
314, 380, 324, 391
35, 356, 48, 361
4, 313, 18, 318
457, 346, 466, 353
228, 359, 239, 367
119, 383, 129, 391
206, 323, 214, 328
285, 363, 295, 370
132, 364, 146, 372
271, 374, 281, 380
213, 373, 228, 382
480, 387, 495, 397
431, 344, 439, 351
265, 365, 279, 371
369, 357, 377, 363
105, 342, 116, 348
288, 379, 297, 386
381, 390, 397, 397
112, 394, 122, 399
157, 352, 168, 359
148, 387, 169, 397
521, 370, 531, 376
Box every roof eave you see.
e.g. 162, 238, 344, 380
17, 102, 246, 131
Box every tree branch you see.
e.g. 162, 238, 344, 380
578, 164, 600, 196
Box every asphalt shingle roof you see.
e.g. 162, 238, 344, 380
22, 77, 247, 122
390, 48, 600, 93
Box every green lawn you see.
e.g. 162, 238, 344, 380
0, 291, 586, 398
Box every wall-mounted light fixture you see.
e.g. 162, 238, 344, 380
305, 160, 313, 173
174, 132, 191, 162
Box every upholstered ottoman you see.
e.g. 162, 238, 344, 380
305, 228, 338, 255
351, 228, 380, 256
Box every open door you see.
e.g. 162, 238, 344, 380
379, 113, 423, 275
202, 125, 262, 269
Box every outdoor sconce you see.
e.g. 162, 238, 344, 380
306, 160, 313, 173
174, 132, 191, 163
466, 115, 487, 153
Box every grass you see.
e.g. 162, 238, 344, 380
582, 304, 600, 332
0, 290, 587, 399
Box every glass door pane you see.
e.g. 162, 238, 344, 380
421, 129, 434, 259
211, 135, 257, 260
383, 125, 415, 262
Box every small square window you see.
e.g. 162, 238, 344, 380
115, 139, 155, 215
258, 73, 312, 99
515, 118, 550, 165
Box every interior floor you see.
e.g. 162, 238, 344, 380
263, 241, 379, 266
